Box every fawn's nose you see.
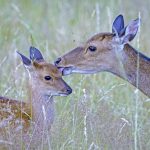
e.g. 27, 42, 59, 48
66, 87, 72, 95
54, 57, 61, 65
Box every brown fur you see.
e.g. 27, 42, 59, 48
0, 97, 31, 133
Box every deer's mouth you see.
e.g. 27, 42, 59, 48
58, 66, 98, 75
58, 67, 73, 76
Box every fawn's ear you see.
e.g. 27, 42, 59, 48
112, 14, 124, 36
121, 18, 140, 44
17, 51, 31, 66
30, 46, 44, 61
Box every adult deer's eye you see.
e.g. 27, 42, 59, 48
88, 46, 97, 52
44, 76, 51, 80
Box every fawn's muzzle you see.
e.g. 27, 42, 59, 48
66, 87, 72, 95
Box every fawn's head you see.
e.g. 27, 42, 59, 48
55, 15, 140, 75
18, 47, 72, 96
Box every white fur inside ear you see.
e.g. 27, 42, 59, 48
122, 19, 140, 44
125, 19, 140, 36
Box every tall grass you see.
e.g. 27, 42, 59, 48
0, 0, 150, 149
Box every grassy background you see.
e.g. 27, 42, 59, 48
0, 0, 150, 149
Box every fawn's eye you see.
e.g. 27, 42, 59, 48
88, 46, 97, 52
44, 76, 52, 81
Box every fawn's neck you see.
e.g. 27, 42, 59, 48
30, 84, 54, 129
23, 81, 54, 148
112, 44, 150, 97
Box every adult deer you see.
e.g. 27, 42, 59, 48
0, 47, 72, 149
55, 15, 150, 97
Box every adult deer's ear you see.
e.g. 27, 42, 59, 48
112, 14, 124, 36
121, 18, 140, 44
30, 46, 44, 61
17, 51, 31, 66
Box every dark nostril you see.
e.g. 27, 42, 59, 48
67, 88, 72, 94
55, 57, 61, 65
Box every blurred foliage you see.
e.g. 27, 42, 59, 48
0, 0, 150, 149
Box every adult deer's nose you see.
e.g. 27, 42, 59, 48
54, 57, 61, 65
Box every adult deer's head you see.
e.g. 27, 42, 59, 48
55, 15, 140, 75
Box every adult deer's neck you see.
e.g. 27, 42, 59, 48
113, 44, 150, 97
